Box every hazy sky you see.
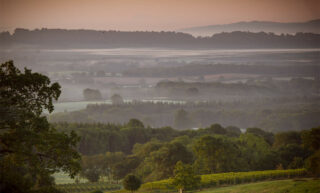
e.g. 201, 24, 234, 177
1, 0, 320, 32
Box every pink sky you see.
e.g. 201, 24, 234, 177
0, 0, 319, 32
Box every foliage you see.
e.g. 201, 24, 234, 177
111, 94, 124, 105
273, 131, 302, 148
80, 152, 126, 182
81, 169, 100, 182
301, 127, 320, 176
0, 61, 81, 192
208, 124, 227, 135
302, 127, 320, 152
50, 97, 320, 132
123, 174, 141, 192
51, 120, 317, 183
91, 190, 103, 193
83, 88, 102, 101
127, 119, 145, 128
150, 141, 193, 179
193, 135, 240, 173
174, 109, 194, 130
172, 161, 200, 192
304, 150, 320, 177
113, 156, 141, 180
246, 128, 274, 145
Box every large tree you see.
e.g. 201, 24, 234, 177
0, 61, 81, 193
193, 135, 240, 173
150, 141, 193, 179
172, 161, 201, 193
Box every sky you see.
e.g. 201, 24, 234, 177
0, 0, 320, 32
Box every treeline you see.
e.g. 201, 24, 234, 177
1, 29, 320, 48
54, 120, 319, 183
123, 63, 320, 77
154, 78, 320, 99
49, 96, 320, 132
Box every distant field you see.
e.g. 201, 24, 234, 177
52, 99, 186, 113
53, 172, 87, 184
199, 179, 320, 193
109, 169, 307, 193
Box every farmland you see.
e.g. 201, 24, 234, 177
104, 169, 307, 193
198, 179, 320, 193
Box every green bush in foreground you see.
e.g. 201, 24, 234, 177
123, 174, 141, 193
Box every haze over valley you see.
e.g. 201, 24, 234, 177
1, 1, 320, 193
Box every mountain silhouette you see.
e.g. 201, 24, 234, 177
179, 19, 320, 36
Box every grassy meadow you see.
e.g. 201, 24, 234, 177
198, 179, 320, 193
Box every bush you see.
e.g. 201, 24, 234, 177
91, 190, 103, 193
123, 174, 141, 192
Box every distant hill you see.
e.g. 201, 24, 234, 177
1, 28, 320, 49
178, 19, 320, 36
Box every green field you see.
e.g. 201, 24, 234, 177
108, 169, 307, 193
198, 179, 320, 193
53, 172, 88, 184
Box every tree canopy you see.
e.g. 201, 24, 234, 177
172, 161, 201, 193
0, 61, 81, 193
123, 174, 141, 193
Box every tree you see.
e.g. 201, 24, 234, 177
82, 169, 100, 182
113, 156, 140, 180
83, 88, 102, 101
302, 127, 320, 176
172, 161, 201, 193
302, 127, 320, 152
246, 128, 274, 145
208, 123, 227, 135
273, 131, 302, 148
150, 142, 193, 179
123, 174, 141, 193
193, 135, 240, 173
0, 61, 81, 192
225, 126, 241, 137
174, 109, 194, 130
305, 150, 320, 177
111, 94, 124, 105
127, 119, 144, 128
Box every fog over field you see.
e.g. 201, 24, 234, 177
2, 46, 319, 131
1, 1, 320, 192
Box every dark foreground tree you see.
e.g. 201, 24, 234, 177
172, 161, 201, 193
0, 61, 81, 193
123, 174, 141, 193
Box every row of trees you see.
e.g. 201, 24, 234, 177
2, 29, 320, 49
63, 118, 318, 183
50, 99, 320, 132
82, 88, 124, 104
124, 63, 320, 78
